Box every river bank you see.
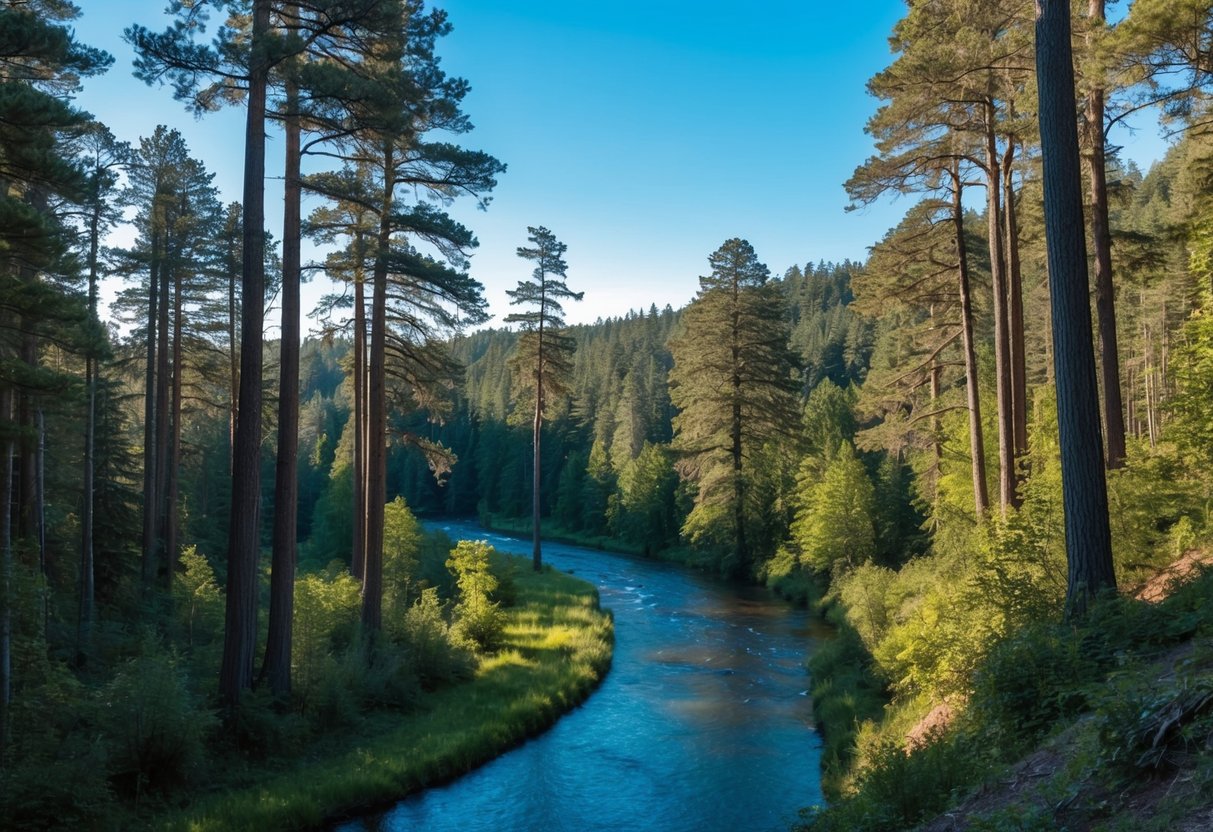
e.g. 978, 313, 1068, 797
338, 520, 824, 832
165, 556, 612, 832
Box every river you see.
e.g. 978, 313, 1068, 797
337, 520, 825, 832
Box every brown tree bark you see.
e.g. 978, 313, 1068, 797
983, 103, 1016, 514
0, 386, 12, 767
1035, 0, 1116, 619
166, 263, 183, 588
142, 227, 160, 587
264, 66, 301, 699
1085, 0, 1127, 469
352, 230, 366, 582
1003, 143, 1029, 480
362, 144, 393, 635
77, 199, 101, 662
155, 218, 172, 586
951, 166, 991, 521
219, 0, 271, 707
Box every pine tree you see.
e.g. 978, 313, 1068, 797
1036, 0, 1117, 618
669, 238, 798, 574
505, 226, 582, 571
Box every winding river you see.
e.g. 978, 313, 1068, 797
337, 520, 825, 832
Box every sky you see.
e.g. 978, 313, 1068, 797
70, 0, 1172, 332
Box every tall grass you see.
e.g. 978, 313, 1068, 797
168, 559, 613, 832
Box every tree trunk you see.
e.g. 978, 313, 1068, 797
984, 104, 1016, 514
352, 230, 366, 581
952, 168, 991, 521
265, 69, 301, 699
0, 386, 12, 768
228, 229, 239, 476
362, 145, 393, 636
532, 379, 542, 572
1035, 0, 1116, 619
219, 0, 271, 707
155, 228, 172, 587
1085, 0, 1127, 469
1003, 143, 1029, 480
78, 202, 101, 663
532, 302, 545, 572
731, 277, 746, 570
167, 264, 183, 589
142, 228, 160, 587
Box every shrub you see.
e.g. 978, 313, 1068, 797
293, 570, 361, 708
403, 587, 474, 687
446, 540, 505, 651
98, 639, 216, 799
0, 660, 115, 829
968, 622, 1100, 754
797, 731, 982, 832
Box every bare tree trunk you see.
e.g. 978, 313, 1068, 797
352, 231, 366, 582
362, 145, 393, 636
731, 278, 746, 570
155, 235, 172, 587
78, 203, 101, 663
532, 373, 542, 571
984, 103, 1016, 514
0, 386, 12, 768
142, 230, 160, 588
228, 231, 239, 477
1084, 0, 1127, 469
952, 168, 991, 520
166, 266, 183, 589
1035, 0, 1116, 619
532, 301, 545, 572
219, 0, 271, 707
1003, 143, 1029, 480
265, 67, 301, 699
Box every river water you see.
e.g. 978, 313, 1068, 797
337, 520, 824, 832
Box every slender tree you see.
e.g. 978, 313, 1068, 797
1035, 0, 1117, 618
505, 226, 582, 571
73, 124, 128, 662
1083, 0, 1128, 467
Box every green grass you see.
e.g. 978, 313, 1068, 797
167, 559, 613, 832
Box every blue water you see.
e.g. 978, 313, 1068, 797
337, 520, 825, 832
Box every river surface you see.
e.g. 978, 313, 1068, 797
337, 520, 824, 832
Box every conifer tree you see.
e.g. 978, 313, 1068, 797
505, 226, 582, 571
1036, 0, 1117, 618
669, 239, 798, 573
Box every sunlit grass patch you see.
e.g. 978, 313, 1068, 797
169, 554, 613, 832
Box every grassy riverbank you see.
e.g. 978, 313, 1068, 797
168, 559, 612, 832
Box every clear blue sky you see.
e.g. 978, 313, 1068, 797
71, 1, 1170, 330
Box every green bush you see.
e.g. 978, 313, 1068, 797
797, 731, 983, 832
0, 660, 115, 829
447, 540, 505, 651
98, 640, 216, 799
402, 587, 474, 687
968, 622, 1100, 754
228, 687, 310, 758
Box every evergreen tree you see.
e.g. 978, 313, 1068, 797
669, 238, 798, 574
1036, 0, 1117, 618
504, 226, 582, 571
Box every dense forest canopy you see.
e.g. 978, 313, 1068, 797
4, 0, 1213, 828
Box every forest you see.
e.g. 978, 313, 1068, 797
4, 0, 1213, 830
